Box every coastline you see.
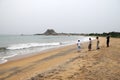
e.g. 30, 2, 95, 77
0, 35, 90, 64
0, 36, 92, 64
0, 43, 79, 80
0, 37, 120, 80
6, 43, 76, 63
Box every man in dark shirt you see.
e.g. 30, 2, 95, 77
106, 34, 110, 47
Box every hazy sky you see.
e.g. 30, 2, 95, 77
0, 0, 120, 34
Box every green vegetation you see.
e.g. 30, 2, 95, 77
89, 32, 120, 38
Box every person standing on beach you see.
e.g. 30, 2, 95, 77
96, 36, 100, 49
77, 40, 81, 52
106, 34, 110, 47
88, 38, 92, 51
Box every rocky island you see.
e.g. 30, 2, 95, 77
34, 29, 82, 36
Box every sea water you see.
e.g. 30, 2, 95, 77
0, 35, 91, 64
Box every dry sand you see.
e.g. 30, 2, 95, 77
0, 37, 120, 80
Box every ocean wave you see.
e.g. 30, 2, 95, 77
0, 58, 7, 64
0, 36, 94, 64
7, 42, 60, 50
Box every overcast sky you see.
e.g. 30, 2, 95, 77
0, 0, 120, 34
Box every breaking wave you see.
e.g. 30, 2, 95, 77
7, 42, 60, 50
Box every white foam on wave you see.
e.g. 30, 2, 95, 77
0, 58, 7, 64
3, 53, 18, 59
0, 53, 18, 64
0, 36, 95, 64
7, 42, 60, 50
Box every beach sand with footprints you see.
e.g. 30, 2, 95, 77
0, 37, 120, 80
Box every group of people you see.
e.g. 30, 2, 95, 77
77, 34, 110, 52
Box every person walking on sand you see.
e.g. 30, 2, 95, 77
88, 38, 92, 51
106, 34, 110, 47
77, 40, 81, 52
96, 36, 100, 49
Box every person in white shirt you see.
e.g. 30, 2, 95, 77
77, 40, 81, 52
96, 36, 100, 49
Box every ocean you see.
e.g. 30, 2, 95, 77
0, 35, 90, 64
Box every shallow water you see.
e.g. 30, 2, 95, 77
0, 35, 90, 64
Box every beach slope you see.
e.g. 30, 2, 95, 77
0, 37, 120, 80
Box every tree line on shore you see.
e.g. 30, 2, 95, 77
88, 32, 120, 38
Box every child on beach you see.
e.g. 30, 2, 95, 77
88, 38, 92, 51
96, 36, 100, 49
77, 40, 81, 52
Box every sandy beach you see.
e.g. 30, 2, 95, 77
0, 37, 120, 80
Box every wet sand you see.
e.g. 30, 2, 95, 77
0, 37, 120, 80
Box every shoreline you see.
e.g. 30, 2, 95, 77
0, 43, 79, 80
0, 36, 93, 64
6, 44, 74, 63
0, 37, 119, 80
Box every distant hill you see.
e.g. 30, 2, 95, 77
34, 29, 82, 35
43, 29, 58, 35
